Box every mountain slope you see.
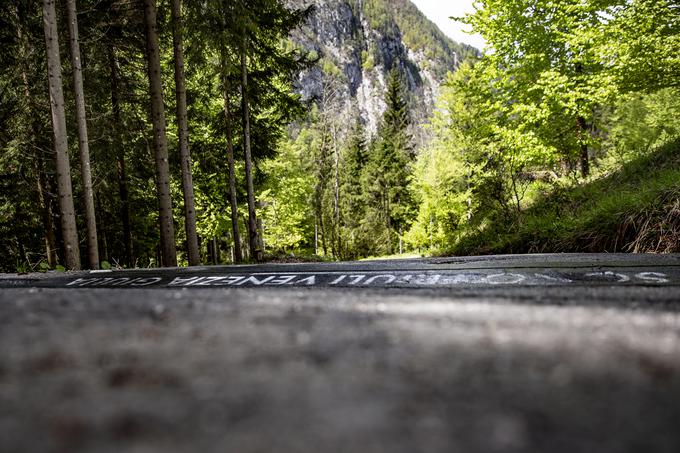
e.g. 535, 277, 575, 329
292, 0, 479, 134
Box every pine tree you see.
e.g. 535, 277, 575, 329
42, 0, 81, 270
11, 3, 59, 268
220, 49, 244, 263
143, 0, 177, 267
66, 0, 99, 269
340, 117, 369, 259
364, 68, 414, 255
240, 35, 261, 261
171, 0, 200, 266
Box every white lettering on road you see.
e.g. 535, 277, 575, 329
67, 277, 161, 287
130, 278, 162, 286
169, 276, 201, 286
585, 271, 630, 283
63, 271, 673, 288
348, 275, 366, 285
67, 278, 96, 287
421, 274, 442, 285
486, 273, 527, 285
234, 276, 276, 286
439, 274, 478, 285
635, 272, 670, 284
534, 273, 573, 283
271, 275, 298, 285
330, 275, 347, 285
364, 275, 397, 285
295, 276, 317, 286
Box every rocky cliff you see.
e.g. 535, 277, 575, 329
291, 0, 479, 136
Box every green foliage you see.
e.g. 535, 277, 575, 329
339, 119, 372, 258
361, 50, 374, 72
362, 69, 416, 255
0, 0, 309, 270
259, 137, 315, 252
603, 89, 680, 161
596, 0, 680, 93
448, 139, 680, 255
407, 1, 680, 256
1, 0, 678, 270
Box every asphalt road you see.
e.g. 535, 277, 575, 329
1, 254, 680, 452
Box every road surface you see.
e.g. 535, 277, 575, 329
1, 254, 679, 452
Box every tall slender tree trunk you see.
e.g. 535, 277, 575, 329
314, 179, 327, 256
574, 63, 590, 178
108, 45, 133, 267
332, 123, 341, 259
66, 0, 98, 269
95, 197, 109, 263
144, 0, 177, 267
42, 0, 81, 270
170, 0, 199, 266
385, 185, 392, 255
220, 52, 243, 263
35, 153, 59, 267
577, 116, 590, 178
240, 41, 262, 261
15, 6, 58, 268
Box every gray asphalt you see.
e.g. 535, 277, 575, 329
1, 254, 680, 452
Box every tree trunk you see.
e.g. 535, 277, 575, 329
15, 6, 58, 268
213, 237, 220, 264
144, 0, 177, 267
220, 54, 243, 263
332, 123, 341, 259
577, 115, 590, 178
96, 197, 109, 263
385, 186, 392, 255
108, 45, 133, 267
240, 41, 262, 261
66, 0, 99, 269
36, 153, 59, 268
170, 0, 199, 266
314, 183, 327, 256
42, 0, 81, 270
574, 63, 590, 179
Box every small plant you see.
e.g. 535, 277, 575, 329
15, 261, 30, 274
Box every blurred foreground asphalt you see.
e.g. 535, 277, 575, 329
1, 254, 679, 452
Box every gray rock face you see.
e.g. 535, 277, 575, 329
291, 0, 474, 136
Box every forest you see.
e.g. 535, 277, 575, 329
0, 0, 678, 272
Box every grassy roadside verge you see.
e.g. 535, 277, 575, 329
447, 138, 680, 255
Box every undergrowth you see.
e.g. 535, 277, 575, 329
447, 137, 680, 255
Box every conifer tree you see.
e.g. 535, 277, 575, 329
340, 117, 369, 259
42, 0, 81, 270
364, 68, 414, 255
144, 0, 177, 267
66, 0, 99, 269
171, 0, 200, 266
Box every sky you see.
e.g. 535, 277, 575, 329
410, 0, 486, 51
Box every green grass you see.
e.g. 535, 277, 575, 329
361, 252, 423, 261
447, 138, 680, 255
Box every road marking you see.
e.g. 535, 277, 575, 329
585, 271, 630, 283
56, 270, 677, 289
636, 272, 670, 283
